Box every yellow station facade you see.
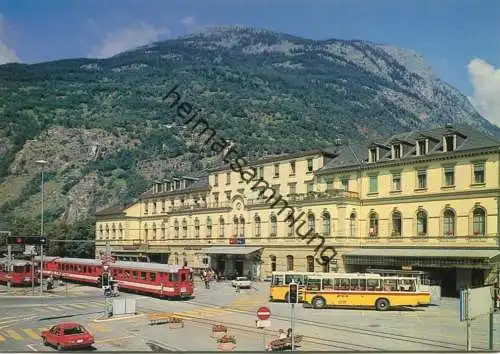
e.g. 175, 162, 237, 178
95, 124, 500, 296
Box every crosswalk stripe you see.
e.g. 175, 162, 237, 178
38, 327, 49, 333
33, 307, 51, 313
5, 329, 23, 340
67, 304, 87, 309
45, 306, 60, 311
22, 328, 40, 340
56, 305, 76, 310
88, 324, 109, 332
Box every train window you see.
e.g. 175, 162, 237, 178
149, 273, 156, 281
159, 272, 164, 280
140, 272, 146, 280
170, 273, 178, 282
180, 273, 186, 281
189, 273, 193, 281
132, 271, 137, 279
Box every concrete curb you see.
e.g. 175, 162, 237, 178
93, 313, 145, 322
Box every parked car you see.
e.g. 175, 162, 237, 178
232, 276, 252, 289
41, 322, 94, 350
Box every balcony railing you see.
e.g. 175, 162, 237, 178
247, 189, 359, 206
167, 201, 231, 213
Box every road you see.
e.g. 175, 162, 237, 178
0, 280, 499, 351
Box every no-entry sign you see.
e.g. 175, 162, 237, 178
257, 306, 271, 320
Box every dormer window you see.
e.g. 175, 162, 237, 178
392, 144, 402, 159
369, 148, 378, 163
417, 139, 427, 156
444, 135, 455, 152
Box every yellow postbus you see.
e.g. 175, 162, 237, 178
269, 271, 321, 302
302, 273, 431, 311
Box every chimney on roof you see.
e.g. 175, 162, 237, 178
334, 139, 342, 146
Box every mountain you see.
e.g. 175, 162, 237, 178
0, 26, 498, 241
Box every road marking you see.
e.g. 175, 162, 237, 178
56, 305, 76, 310
68, 304, 87, 309
32, 307, 50, 313
27, 344, 38, 351
5, 329, 24, 340
45, 306, 60, 312
37, 327, 49, 333
88, 323, 110, 332
95, 335, 133, 344
0, 334, 5, 342
22, 328, 41, 340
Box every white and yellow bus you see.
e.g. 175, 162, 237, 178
302, 273, 431, 311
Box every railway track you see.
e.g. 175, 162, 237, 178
139, 298, 470, 351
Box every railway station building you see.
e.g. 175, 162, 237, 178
95, 124, 500, 297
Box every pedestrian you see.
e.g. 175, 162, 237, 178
278, 329, 286, 339
287, 328, 292, 338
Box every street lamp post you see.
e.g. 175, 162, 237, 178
36, 159, 48, 296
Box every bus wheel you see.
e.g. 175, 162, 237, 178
312, 297, 326, 309
375, 298, 389, 311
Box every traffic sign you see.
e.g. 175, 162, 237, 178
256, 319, 271, 328
7, 236, 47, 245
257, 306, 271, 320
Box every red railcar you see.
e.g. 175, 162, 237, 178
34, 256, 194, 299
0, 258, 39, 286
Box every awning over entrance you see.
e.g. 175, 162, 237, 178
201, 246, 262, 255
343, 248, 500, 269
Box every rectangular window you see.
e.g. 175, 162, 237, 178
369, 175, 378, 193
290, 161, 296, 175
326, 179, 333, 191
307, 159, 313, 172
392, 173, 401, 191
274, 164, 279, 177
445, 136, 455, 152
258, 167, 264, 179
417, 170, 427, 189
226, 172, 231, 185
418, 140, 427, 155
370, 149, 377, 162
289, 183, 296, 195
473, 162, 485, 184
214, 174, 218, 186
341, 178, 349, 190
272, 184, 280, 194
393, 145, 401, 159
307, 182, 313, 193
444, 167, 455, 186
225, 191, 231, 201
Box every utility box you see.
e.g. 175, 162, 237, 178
112, 298, 136, 316
125, 298, 136, 314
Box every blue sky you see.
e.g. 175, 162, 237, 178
0, 0, 499, 124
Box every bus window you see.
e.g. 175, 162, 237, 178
149, 272, 156, 282
383, 279, 397, 291
334, 278, 350, 290
307, 278, 321, 291
350, 279, 367, 291
273, 275, 284, 285
322, 278, 334, 290
398, 279, 416, 292
170, 273, 179, 282
367, 278, 381, 290
140, 272, 146, 280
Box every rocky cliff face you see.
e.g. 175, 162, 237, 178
0, 26, 497, 225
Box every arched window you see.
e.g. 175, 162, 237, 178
219, 216, 225, 238
472, 207, 485, 236
118, 223, 123, 238
207, 217, 212, 237
182, 219, 188, 238
270, 255, 276, 272
443, 209, 455, 237
417, 210, 427, 236
194, 218, 200, 238
286, 212, 294, 236
174, 220, 179, 238
161, 222, 166, 239
144, 223, 148, 240
286, 255, 294, 271
306, 256, 315, 272
368, 212, 378, 237
152, 223, 157, 239
392, 211, 402, 237
233, 216, 239, 236
105, 224, 109, 238
239, 216, 245, 237
112, 224, 116, 239
255, 215, 261, 237
322, 212, 331, 236
308, 213, 315, 232
349, 213, 357, 237
270, 214, 277, 236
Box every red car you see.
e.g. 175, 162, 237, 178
41, 322, 94, 350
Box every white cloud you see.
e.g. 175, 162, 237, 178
180, 15, 205, 33
89, 23, 171, 59
0, 13, 20, 65
467, 58, 500, 126
181, 16, 195, 27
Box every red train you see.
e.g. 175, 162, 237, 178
29, 256, 195, 299
0, 258, 39, 286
